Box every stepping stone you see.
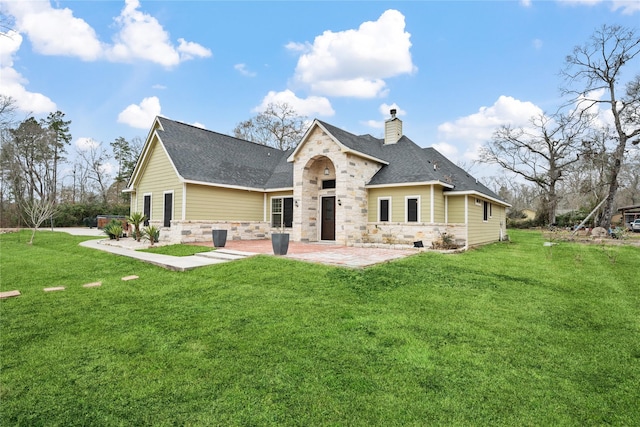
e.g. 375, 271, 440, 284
121, 275, 139, 281
44, 287, 65, 292
0, 290, 21, 299
83, 281, 102, 288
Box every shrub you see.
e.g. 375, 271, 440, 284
103, 219, 125, 240
142, 225, 160, 245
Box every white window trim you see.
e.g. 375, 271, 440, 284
163, 190, 174, 227
378, 197, 392, 222
270, 195, 293, 229
405, 195, 421, 223
143, 192, 152, 221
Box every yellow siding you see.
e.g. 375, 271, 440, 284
447, 196, 466, 223
185, 183, 265, 221
131, 138, 182, 223
367, 186, 436, 222
467, 196, 506, 246
433, 186, 445, 222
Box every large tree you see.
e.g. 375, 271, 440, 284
233, 102, 308, 150
562, 24, 640, 227
43, 111, 72, 202
110, 136, 142, 201
480, 111, 592, 225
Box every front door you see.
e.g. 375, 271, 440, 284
321, 196, 335, 240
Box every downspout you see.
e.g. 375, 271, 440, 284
263, 193, 267, 222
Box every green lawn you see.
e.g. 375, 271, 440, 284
1, 230, 638, 426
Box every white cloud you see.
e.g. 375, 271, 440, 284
520, 0, 532, 7
290, 9, 416, 98
191, 122, 205, 129
0, 30, 56, 113
117, 96, 161, 129
107, 0, 211, 67
2, 0, 103, 60
152, 84, 167, 90
234, 63, 257, 77
532, 38, 543, 50
254, 90, 335, 117
364, 103, 407, 129
75, 137, 100, 151
1, 0, 211, 66
177, 38, 212, 60
558, 0, 640, 14
436, 96, 543, 163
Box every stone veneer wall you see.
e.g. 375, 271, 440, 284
364, 222, 467, 248
293, 126, 381, 244
160, 220, 270, 244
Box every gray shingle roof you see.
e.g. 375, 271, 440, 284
156, 117, 292, 189
154, 116, 504, 203
316, 120, 503, 201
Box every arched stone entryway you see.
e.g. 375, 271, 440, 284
296, 155, 336, 242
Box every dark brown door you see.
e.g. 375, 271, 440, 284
321, 196, 335, 240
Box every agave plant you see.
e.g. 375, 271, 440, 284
103, 219, 124, 241
142, 225, 160, 246
127, 212, 147, 242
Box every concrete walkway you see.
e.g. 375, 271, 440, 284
79, 239, 257, 271
54, 227, 421, 270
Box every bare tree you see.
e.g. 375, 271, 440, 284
22, 197, 59, 245
77, 140, 111, 204
234, 102, 308, 150
562, 25, 640, 227
480, 111, 591, 224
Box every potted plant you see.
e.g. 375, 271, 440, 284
212, 228, 227, 248
271, 232, 289, 255
271, 220, 290, 255
127, 212, 147, 242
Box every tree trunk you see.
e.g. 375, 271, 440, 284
598, 135, 627, 228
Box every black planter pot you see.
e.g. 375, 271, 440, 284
271, 233, 290, 255
212, 230, 227, 248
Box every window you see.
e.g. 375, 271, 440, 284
322, 179, 336, 189
163, 192, 173, 227
483, 201, 489, 222
271, 197, 293, 228
143, 194, 151, 226
379, 198, 390, 222
406, 196, 419, 222
490, 203, 493, 218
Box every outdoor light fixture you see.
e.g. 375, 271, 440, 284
324, 167, 330, 175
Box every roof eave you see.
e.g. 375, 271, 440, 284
444, 190, 511, 207
287, 120, 387, 165
365, 180, 454, 189
184, 179, 288, 193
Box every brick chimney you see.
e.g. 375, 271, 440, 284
384, 109, 402, 145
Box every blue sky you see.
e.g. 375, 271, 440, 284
1, 0, 639, 178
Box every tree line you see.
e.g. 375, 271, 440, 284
480, 24, 640, 228
0, 96, 142, 228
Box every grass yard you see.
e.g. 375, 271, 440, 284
1, 229, 638, 426
139, 243, 213, 257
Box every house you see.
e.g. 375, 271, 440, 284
125, 110, 510, 248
